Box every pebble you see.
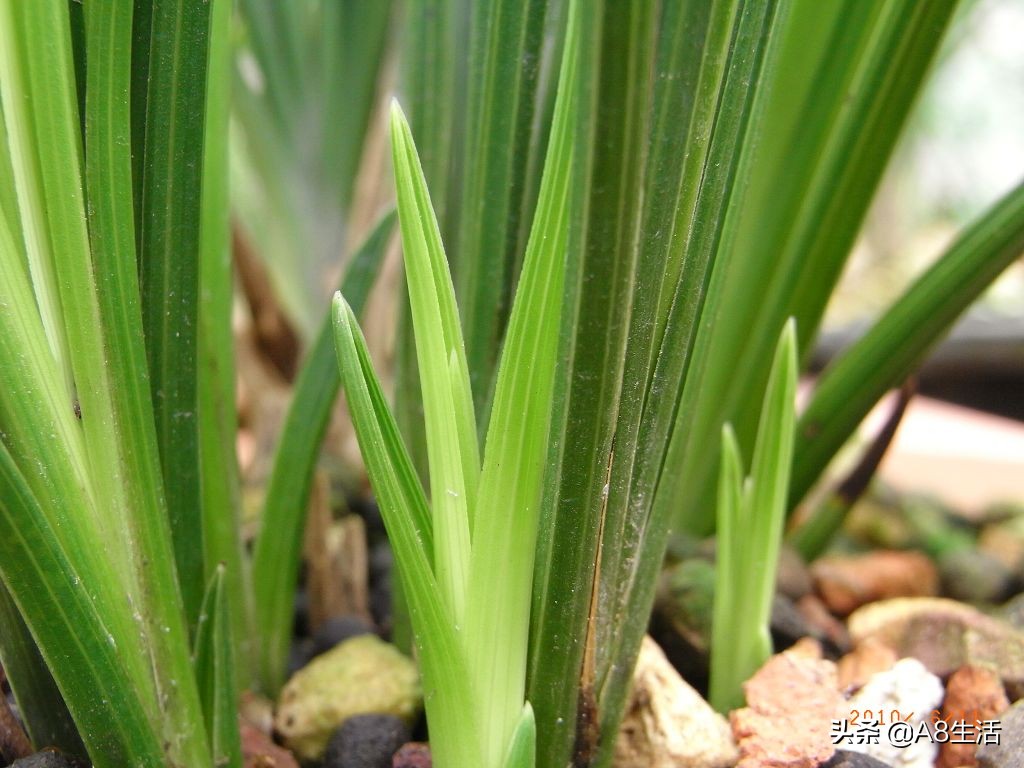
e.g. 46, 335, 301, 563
275, 635, 421, 761
811, 551, 939, 616
936, 665, 1010, 768
797, 594, 851, 655
976, 697, 1024, 768
240, 720, 300, 768
6, 753, 83, 768
820, 751, 894, 768
613, 635, 737, 768
392, 742, 431, 768
847, 598, 1024, 699
776, 545, 813, 600
323, 714, 410, 768
730, 643, 844, 768
937, 549, 1013, 605
836, 638, 898, 693
841, 658, 944, 768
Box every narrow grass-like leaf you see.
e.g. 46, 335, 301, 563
0, 2, 74, 394
0, 446, 163, 768
709, 424, 744, 712
0, 583, 84, 757
465, 5, 577, 761
663, 0, 957, 537
137, 0, 213, 627
589, 1, 782, 759
198, 0, 251, 686
333, 297, 480, 768
391, 104, 478, 621
456, 0, 548, 417
709, 321, 796, 713
790, 179, 1024, 508
501, 703, 537, 768
253, 213, 394, 693
193, 566, 242, 768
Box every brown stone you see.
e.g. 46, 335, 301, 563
730, 647, 844, 768
797, 594, 851, 653
393, 742, 431, 768
936, 665, 1010, 768
241, 720, 300, 768
811, 550, 939, 616
836, 637, 898, 693
847, 597, 1024, 698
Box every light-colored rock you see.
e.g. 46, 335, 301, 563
730, 645, 844, 768
937, 665, 1010, 768
614, 635, 737, 768
812, 550, 939, 616
847, 597, 1024, 698
840, 658, 944, 768
275, 634, 421, 761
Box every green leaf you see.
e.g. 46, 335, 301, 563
0, 445, 163, 768
464, 3, 577, 761
501, 703, 537, 768
253, 212, 394, 694
455, 0, 549, 419
390, 103, 478, 622
663, 0, 958, 538
193, 566, 242, 768
709, 320, 797, 713
198, 0, 251, 687
790, 179, 1024, 508
137, 0, 213, 628
0, 582, 85, 757
333, 296, 481, 768
584, 1, 783, 759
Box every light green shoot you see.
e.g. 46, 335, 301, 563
331, 5, 577, 765
710, 319, 797, 713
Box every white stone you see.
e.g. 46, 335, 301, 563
840, 658, 944, 768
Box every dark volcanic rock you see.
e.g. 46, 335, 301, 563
323, 714, 410, 768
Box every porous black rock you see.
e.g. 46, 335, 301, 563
323, 714, 410, 768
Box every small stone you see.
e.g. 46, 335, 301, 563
938, 549, 1013, 605
837, 638, 898, 693
770, 594, 815, 652
797, 594, 851, 655
976, 697, 1024, 768
996, 592, 1024, 631
241, 720, 300, 768
841, 658, 944, 768
7, 752, 83, 768
275, 634, 421, 761
613, 635, 737, 768
312, 614, 376, 657
392, 742, 431, 768
730, 646, 844, 768
936, 666, 1010, 768
812, 551, 939, 616
323, 714, 409, 768
847, 598, 1024, 698
820, 751, 895, 768
776, 545, 813, 600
